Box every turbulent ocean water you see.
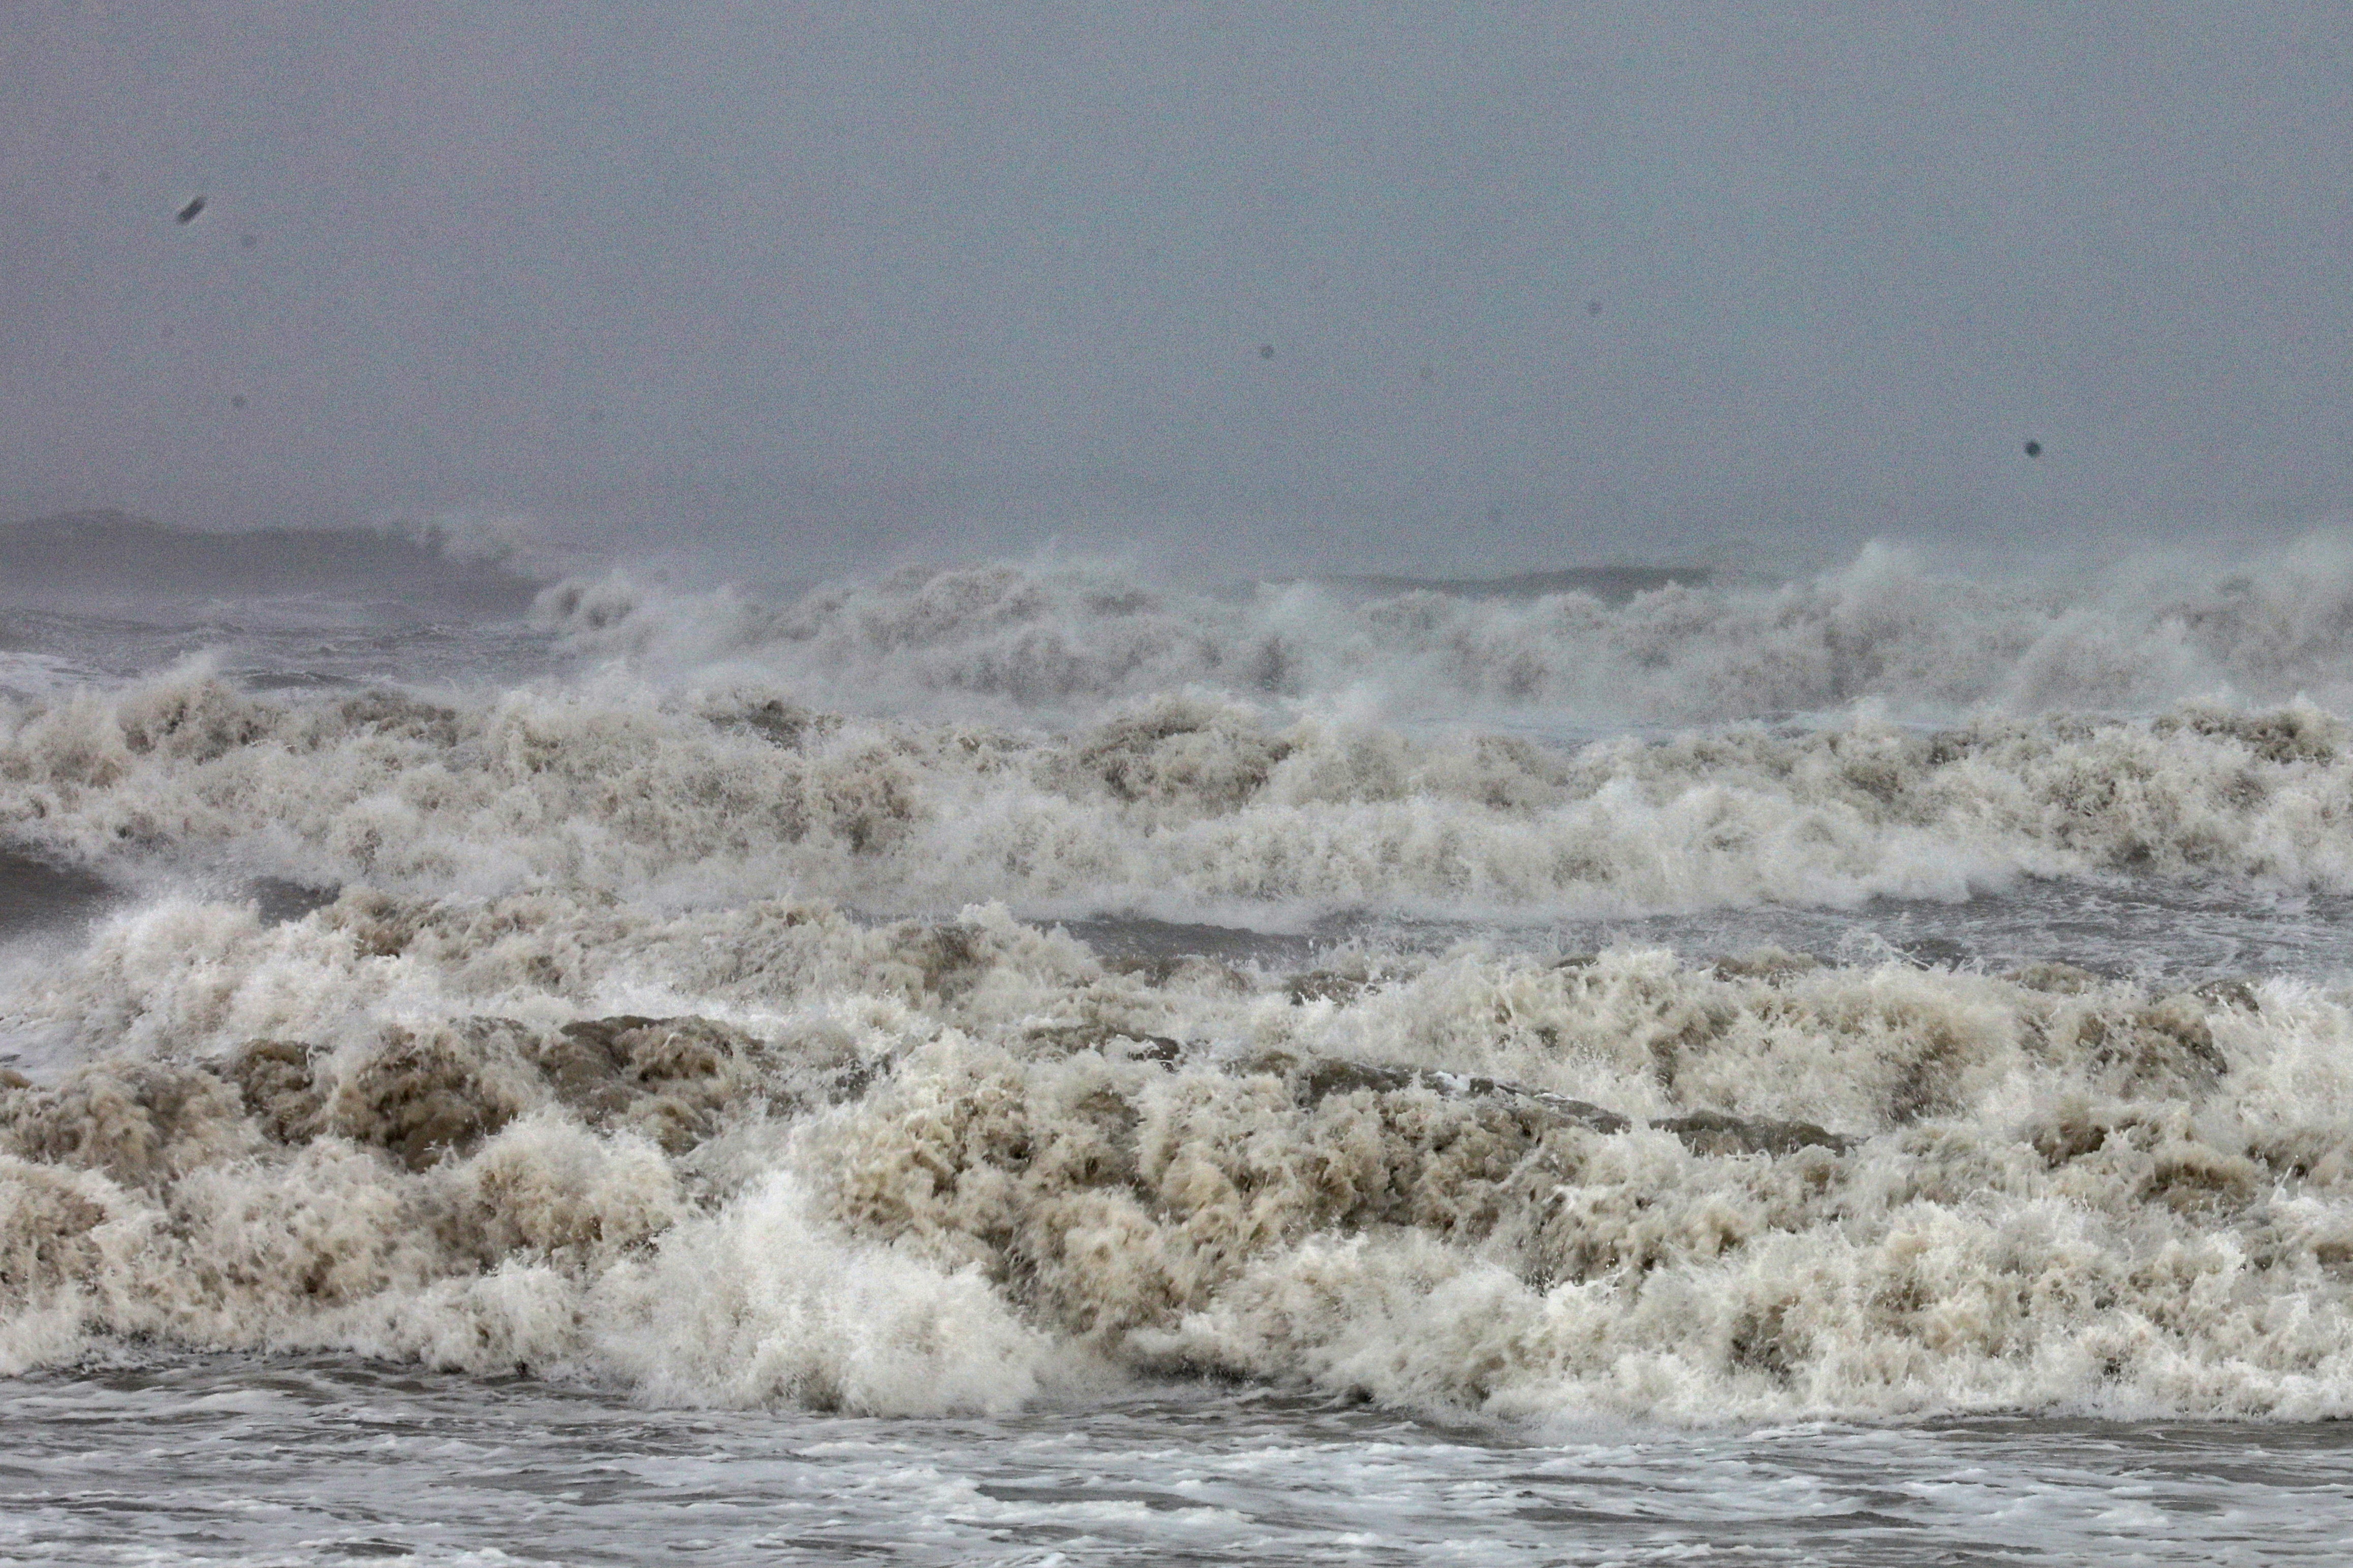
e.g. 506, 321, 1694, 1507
7, 517, 2353, 1562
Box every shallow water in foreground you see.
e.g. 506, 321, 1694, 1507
6, 1352, 2351, 1566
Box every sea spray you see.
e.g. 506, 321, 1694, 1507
535, 535, 2353, 724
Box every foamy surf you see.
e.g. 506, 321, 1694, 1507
8, 534, 2353, 1564
2, 882, 2350, 1427
3, 664, 2352, 934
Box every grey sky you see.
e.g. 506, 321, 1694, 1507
4, 3, 2349, 578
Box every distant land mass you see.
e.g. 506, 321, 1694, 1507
0, 511, 543, 615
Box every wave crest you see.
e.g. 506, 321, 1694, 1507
534, 534, 2353, 725
6, 668, 2353, 923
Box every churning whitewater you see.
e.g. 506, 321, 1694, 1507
8, 533, 2353, 1432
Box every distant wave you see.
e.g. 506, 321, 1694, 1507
532, 533, 2353, 726
0, 511, 545, 617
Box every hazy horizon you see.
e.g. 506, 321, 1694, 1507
6, 4, 2349, 581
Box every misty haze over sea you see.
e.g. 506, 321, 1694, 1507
10, 5, 2352, 579
5, 7, 2353, 1564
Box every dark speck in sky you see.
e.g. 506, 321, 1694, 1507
1258, 343, 1275, 359
174, 196, 206, 224
2025, 439, 2043, 458
230, 395, 246, 408
1586, 300, 1602, 316
239, 233, 256, 249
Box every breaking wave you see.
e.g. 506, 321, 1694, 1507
6, 891, 2353, 1421
1, 667, 2348, 925
534, 533, 2353, 726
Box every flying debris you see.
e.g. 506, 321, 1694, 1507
1258, 343, 1275, 359
174, 196, 206, 224
2024, 439, 2043, 458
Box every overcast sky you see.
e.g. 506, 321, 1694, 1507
4, 3, 2349, 578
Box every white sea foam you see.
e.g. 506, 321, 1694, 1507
4, 886, 2353, 1422
1, 662, 2349, 929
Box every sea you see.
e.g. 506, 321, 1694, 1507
5, 513, 2353, 1563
